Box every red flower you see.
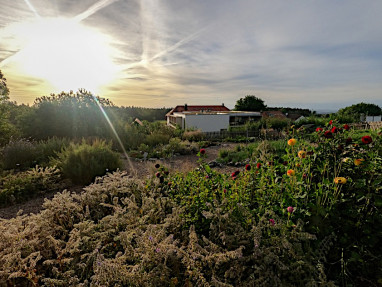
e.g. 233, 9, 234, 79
269, 219, 275, 226
316, 127, 323, 132
329, 120, 333, 125
231, 170, 240, 178
361, 135, 372, 144
245, 164, 251, 171
287, 206, 294, 213
256, 163, 261, 169
324, 131, 333, 138
199, 148, 206, 155
155, 172, 160, 178
343, 124, 350, 131
331, 126, 338, 133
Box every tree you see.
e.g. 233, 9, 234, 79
21, 90, 115, 139
337, 102, 381, 121
234, 95, 266, 111
0, 70, 14, 145
0, 70, 9, 101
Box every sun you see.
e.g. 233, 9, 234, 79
10, 17, 119, 93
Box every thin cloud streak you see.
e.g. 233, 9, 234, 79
74, 0, 121, 23
1, 0, 382, 111
23, 0, 41, 18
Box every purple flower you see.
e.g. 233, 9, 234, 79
149, 236, 153, 241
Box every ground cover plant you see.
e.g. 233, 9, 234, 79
0, 166, 64, 207
0, 121, 381, 286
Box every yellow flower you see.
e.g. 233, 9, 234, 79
298, 150, 306, 158
288, 138, 297, 146
354, 159, 364, 166
334, 177, 347, 184
287, 169, 295, 176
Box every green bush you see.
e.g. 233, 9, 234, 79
35, 137, 71, 166
0, 166, 63, 206
1, 138, 37, 170
51, 139, 122, 185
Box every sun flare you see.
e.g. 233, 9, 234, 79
8, 18, 119, 93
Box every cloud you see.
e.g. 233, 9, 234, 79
1, 0, 382, 110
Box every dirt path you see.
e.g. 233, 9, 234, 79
0, 143, 238, 220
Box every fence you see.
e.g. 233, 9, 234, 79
352, 121, 382, 131
368, 121, 382, 131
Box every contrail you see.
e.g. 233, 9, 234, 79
74, 0, 121, 22
23, 0, 41, 18
0, 52, 20, 68
149, 27, 208, 62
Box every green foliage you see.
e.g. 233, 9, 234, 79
0, 171, 332, 286
1, 139, 38, 170
337, 102, 382, 121
234, 95, 266, 111
0, 70, 9, 99
19, 90, 114, 140
51, 140, 122, 185
0, 70, 15, 146
0, 166, 63, 206
265, 117, 290, 130
0, 138, 71, 170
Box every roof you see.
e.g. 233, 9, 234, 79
166, 105, 230, 116
261, 110, 287, 119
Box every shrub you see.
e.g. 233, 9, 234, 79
34, 137, 71, 166
0, 171, 332, 286
1, 138, 37, 170
182, 130, 205, 141
0, 166, 63, 206
51, 139, 121, 185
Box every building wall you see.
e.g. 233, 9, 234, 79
185, 114, 230, 132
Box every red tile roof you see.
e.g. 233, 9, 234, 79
166, 105, 230, 116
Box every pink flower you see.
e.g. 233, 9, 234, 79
287, 206, 294, 213
269, 219, 275, 226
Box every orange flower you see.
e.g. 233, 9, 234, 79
288, 138, 297, 146
334, 177, 347, 184
298, 150, 306, 158
354, 159, 364, 166
287, 169, 295, 176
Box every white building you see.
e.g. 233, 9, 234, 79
166, 105, 261, 132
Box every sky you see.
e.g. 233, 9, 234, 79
0, 0, 382, 112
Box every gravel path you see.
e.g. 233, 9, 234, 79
0, 143, 239, 220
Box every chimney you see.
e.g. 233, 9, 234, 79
184, 103, 188, 111
222, 103, 225, 106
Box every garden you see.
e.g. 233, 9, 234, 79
0, 119, 381, 286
